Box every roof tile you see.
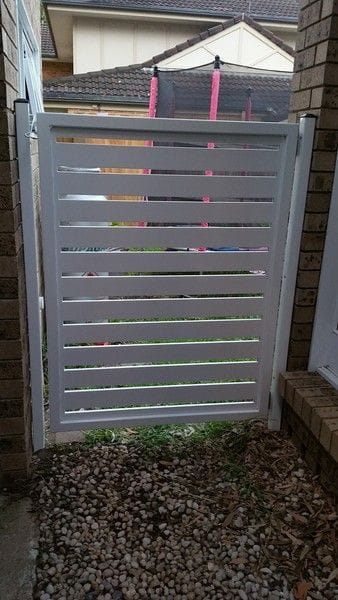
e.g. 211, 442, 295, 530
43, 0, 300, 24
41, 21, 56, 57
43, 63, 292, 120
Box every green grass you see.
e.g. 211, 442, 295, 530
84, 420, 233, 448
83, 420, 265, 500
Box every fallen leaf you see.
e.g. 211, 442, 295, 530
282, 531, 302, 547
231, 557, 246, 565
293, 580, 313, 600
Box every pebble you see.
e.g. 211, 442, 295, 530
34, 422, 338, 600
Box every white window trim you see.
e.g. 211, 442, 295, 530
17, 0, 44, 117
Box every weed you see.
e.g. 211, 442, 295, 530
84, 420, 232, 449
84, 428, 119, 446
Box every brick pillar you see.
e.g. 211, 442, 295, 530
0, 1, 33, 485
288, 0, 338, 370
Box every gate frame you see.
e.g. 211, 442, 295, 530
15, 100, 45, 451
269, 114, 316, 429
15, 102, 315, 449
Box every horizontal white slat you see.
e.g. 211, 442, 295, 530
56, 144, 280, 172
62, 318, 261, 343
60, 250, 270, 274
59, 226, 272, 249
62, 296, 264, 321
61, 274, 266, 297
63, 381, 257, 410
60, 403, 259, 430
45, 111, 294, 137
64, 360, 258, 388
59, 200, 275, 224
57, 172, 276, 198
63, 340, 260, 366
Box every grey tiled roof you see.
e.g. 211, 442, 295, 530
44, 66, 150, 103
43, 0, 300, 24
41, 22, 56, 58
43, 65, 292, 121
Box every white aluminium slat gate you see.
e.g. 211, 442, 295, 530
37, 112, 301, 433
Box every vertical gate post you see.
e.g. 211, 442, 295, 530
15, 100, 45, 451
269, 114, 316, 430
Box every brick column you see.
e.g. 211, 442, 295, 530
288, 0, 338, 370
0, 1, 33, 485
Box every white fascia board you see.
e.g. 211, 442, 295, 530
263, 22, 297, 32
47, 5, 221, 24
47, 6, 298, 29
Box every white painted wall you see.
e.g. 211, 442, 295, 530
73, 17, 201, 73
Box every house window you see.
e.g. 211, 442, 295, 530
17, 0, 44, 121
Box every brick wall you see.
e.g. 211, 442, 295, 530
42, 60, 73, 80
0, 0, 40, 485
288, 0, 338, 370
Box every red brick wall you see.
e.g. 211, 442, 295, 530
287, 0, 338, 370
42, 60, 73, 80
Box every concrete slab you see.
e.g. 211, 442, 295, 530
0, 494, 38, 600
51, 430, 85, 444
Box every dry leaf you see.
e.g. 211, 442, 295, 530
283, 530, 303, 547
231, 557, 245, 565
293, 580, 313, 600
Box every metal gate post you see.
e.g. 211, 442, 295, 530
15, 100, 45, 451
269, 114, 316, 430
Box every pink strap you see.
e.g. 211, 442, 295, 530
198, 66, 221, 250
139, 72, 159, 227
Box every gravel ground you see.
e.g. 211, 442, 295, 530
33, 422, 338, 600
